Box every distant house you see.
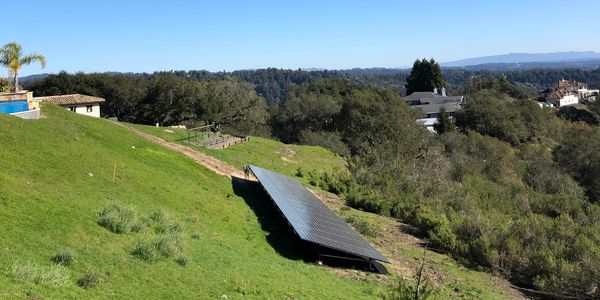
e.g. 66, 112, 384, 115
544, 90, 579, 107
35, 94, 105, 118
540, 79, 599, 107
404, 88, 464, 132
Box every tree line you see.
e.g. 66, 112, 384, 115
27, 72, 270, 136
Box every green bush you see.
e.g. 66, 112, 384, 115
346, 186, 390, 216
51, 249, 75, 267
155, 234, 183, 257
132, 240, 160, 261
176, 256, 189, 266
77, 269, 102, 289
10, 260, 39, 283
97, 203, 141, 234
133, 234, 183, 261
191, 231, 202, 239
345, 216, 379, 238
38, 265, 71, 287
149, 210, 183, 234
295, 167, 305, 178
414, 210, 457, 251
10, 261, 71, 287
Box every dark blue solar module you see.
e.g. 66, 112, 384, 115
249, 165, 389, 263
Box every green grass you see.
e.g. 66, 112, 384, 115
130, 123, 347, 181
0, 104, 385, 299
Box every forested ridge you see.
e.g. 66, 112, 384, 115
26, 68, 600, 298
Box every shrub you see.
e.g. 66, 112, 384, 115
77, 269, 101, 289
97, 203, 140, 234
176, 256, 189, 266
319, 170, 353, 196
11, 261, 39, 283
10, 261, 71, 287
133, 234, 183, 261
38, 265, 71, 287
346, 186, 390, 216
51, 249, 75, 267
345, 216, 379, 238
306, 169, 322, 187
132, 239, 160, 261
150, 210, 183, 234
414, 210, 457, 251
191, 231, 201, 239
156, 234, 184, 257
427, 223, 457, 251
130, 221, 146, 233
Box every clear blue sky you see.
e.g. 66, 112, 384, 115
6, 0, 600, 76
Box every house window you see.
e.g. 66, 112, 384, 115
69, 106, 76, 112
86, 105, 93, 113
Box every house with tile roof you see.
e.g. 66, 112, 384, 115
544, 90, 579, 107
540, 79, 598, 106
35, 94, 105, 118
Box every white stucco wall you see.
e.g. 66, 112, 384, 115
579, 89, 599, 101
64, 104, 101, 118
559, 94, 578, 107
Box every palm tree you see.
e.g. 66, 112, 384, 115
0, 42, 46, 92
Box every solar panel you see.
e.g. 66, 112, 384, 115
249, 165, 389, 263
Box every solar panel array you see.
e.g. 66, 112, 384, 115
249, 165, 389, 263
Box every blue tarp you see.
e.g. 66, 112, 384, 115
0, 100, 29, 114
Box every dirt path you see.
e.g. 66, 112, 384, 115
111, 121, 245, 178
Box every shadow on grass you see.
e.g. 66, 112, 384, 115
231, 176, 312, 261
232, 176, 388, 274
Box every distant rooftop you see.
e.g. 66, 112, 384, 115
35, 94, 105, 105
404, 89, 464, 115
415, 102, 461, 114
554, 79, 587, 89
404, 91, 464, 103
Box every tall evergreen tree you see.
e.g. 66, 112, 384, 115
433, 107, 455, 134
405, 58, 445, 95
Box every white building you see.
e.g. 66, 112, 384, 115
544, 79, 600, 102
544, 90, 579, 107
35, 94, 105, 118
578, 87, 599, 101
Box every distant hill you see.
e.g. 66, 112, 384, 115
443, 51, 600, 66
19, 73, 50, 83
457, 59, 600, 71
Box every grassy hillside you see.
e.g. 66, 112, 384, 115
130, 124, 346, 179
130, 124, 525, 300
0, 104, 384, 299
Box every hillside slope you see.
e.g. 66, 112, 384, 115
129, 123, 526, 300
0, 104, 385, 299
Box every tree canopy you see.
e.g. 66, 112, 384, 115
405, 58, 445, 95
